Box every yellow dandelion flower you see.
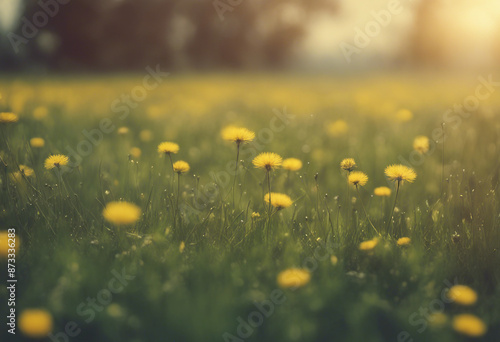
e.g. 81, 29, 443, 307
447, 285, 478, 306
452, 314, 487, 337
374, 186, 391, 197
173, 160, 190, 174
102, 201, 141, 226
221, 126, 255, 144
0, 112, 19, 123
33, 106, 48, 120
19, 309, 53, 338
44, 154, 69, 170
117, 126, 129, 135
327, 120, 348, 136
17, 165, 34, 177
0, 230, 19, 259
30, 137, 45, 148
413, 136, 430, 154
277, 268, 311, 289
139, 129, 153, 142
396, 109, 413, 122
130, 147, 141, 158
252, 152, 282, 171
264, 192, 293, 210
158, 141, 179, 154
348, 171, 368, 187
251, 212, 260, 218
397, 237, 411, 246
340, 158, 356, 172
385, 164, 417, 183
359, 238, 378, 251
282, 158, 303, 171
179, 241, 186, 253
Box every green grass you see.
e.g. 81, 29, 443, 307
1, 73, 499, 341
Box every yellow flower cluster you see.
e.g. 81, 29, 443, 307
277, 268, 311, 289
264, 192, 293, 210
158, 141, 179, 154
452, 314, 487, 337
447, 285, 477, 306
413, 135, 430, 154
103, 201, 141, 226
0, 112, 19, 123
221, 126, 255, 144
30, 137, 45, 148
359, 238, 378, 251
19, 309, 53, 338
44, 154, 69, 170
385, 164, 417, 183
340, 158, 356, 172
252, 152, 282, 171
374, 186, 391, 197
348, 171, 368, 187
282, 158, 302, 171
0, 231, 19, 259
397, 237, 411, 246
173, 160, 190, 174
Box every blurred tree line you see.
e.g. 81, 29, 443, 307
2, 0, 338, 71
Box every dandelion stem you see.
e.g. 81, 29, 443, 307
56, 167, 65, 216
387, 180, 400, 235
356, 185, 380, 236
168, 153, 175, 194
346, 170, 351, 231
176, 172, 181, 231
232, 142, 240, 210
267, 169, 271, 242
177, 172, 181, 210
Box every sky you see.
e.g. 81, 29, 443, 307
300, 0, 500, 68
300, 0, 416, 66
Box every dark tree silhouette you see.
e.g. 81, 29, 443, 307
13, 0, 338, 70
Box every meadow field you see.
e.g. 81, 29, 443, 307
1, 73, 500, 341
